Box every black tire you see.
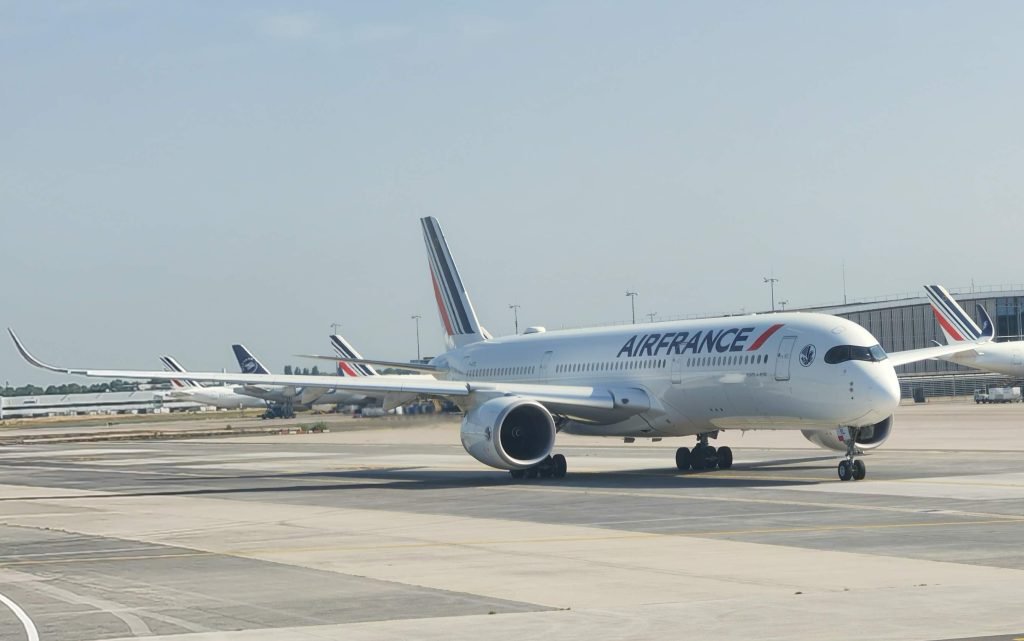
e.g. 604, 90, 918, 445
690, 444, 705, 471
552, 454, 567, 478
717, 446, 733, 470
852, 459, 866, 481
526, 467, 539, 479
837, 460, 853, 482
510, 469, 525, 479
675, 447, 691, 471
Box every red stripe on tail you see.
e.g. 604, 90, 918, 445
431, 271, 454, 336
931, 308, 964, 341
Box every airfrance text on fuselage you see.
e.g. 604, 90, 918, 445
616, 324, 783, 358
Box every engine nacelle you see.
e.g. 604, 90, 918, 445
461, 396, 556, 470
802, 416, 893, 452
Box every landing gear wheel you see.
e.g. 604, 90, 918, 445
526, 467, 539, 479
838, 460, 853, 482
552, 454, 567, 478
675, 447, 691, 471
690, 444, 706, 471
509, 469, 525, 480
852, 459, 866, 481
717, 446, 733, 470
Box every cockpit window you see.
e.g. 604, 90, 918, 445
824, 344, 888, 364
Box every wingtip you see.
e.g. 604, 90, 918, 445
7, 328, 66, 373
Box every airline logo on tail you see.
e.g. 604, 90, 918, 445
231, 345, 271, 375
160, 355, 199, 388
924, 285, 994, 343
421, 217, 488, 348
330, 334, 377, 377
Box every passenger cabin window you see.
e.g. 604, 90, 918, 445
824, 344, 888, 364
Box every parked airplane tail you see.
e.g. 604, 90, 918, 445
231, 344, 271, 375
421, 216, 489, 349
923, 285, 994, 343
330, 334, 377, 376
160, 355, 202, 389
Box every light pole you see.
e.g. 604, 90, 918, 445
411, 315, 422, 361
509, 304, 521, 334
778, 300, 788, 311
626, 291, 638, 324
763, 277, 779, 312
646, 312, 658, 323
330, 322, 343, 336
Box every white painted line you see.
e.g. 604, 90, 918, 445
0, 592, 39, 641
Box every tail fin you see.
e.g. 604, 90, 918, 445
330, 334, 377, 376
231, 344, 271, 374
160, 355, 200, 388
421, 217, 488, 349
976, 303, 995, 340
923, 285, 987, 343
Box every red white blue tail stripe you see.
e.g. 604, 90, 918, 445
421, 217, 486, 348
330, 334, 377, 377
923, 285, 992, 343
160, 355, 200, 388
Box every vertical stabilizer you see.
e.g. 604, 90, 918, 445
231, 344, 271, 375
160, 355, 200, 388
923, 285, 985, 343
330, 334, 377, 376
420, 216, 488, 349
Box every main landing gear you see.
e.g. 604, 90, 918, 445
509, 454, 567, 480
676, 433, 732, 472
837, 427, 867, 482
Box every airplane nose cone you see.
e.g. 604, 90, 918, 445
870, 366, 901, 416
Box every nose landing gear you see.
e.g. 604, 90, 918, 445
837, 426, 866, 481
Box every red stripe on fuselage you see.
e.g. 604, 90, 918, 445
931, 307, 964, 342
431, 270, 455, 336
747, 323, 784, 351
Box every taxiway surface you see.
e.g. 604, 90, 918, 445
2, 402, 1024, 640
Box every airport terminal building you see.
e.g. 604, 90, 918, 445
803, 285, 1024, 396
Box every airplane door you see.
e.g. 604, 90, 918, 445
671, 358, 682, 384
775, 336, 797, 381
540, 351, 553, 382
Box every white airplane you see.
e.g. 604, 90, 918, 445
8, 218, 987, 482
160, 356, 267, 410
231, 338, 379, 414
924, 285, 1022, 375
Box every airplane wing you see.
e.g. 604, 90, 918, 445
9, 330, 644, 417
886, 342, 986, 367
294, 353, 443, 374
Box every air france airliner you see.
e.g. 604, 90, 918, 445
924, 285, 1023, 376
8, 219, 987, 482
160, 355, 266, 410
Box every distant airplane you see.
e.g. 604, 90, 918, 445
160, 355, 266, 410
924, 285, 1022, 376
230, 340, 377, 415
9, 219, 988, 482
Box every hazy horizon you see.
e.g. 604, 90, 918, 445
4, 1, 1024, 385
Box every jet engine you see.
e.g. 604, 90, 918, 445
461, 396, 556, 470
802, 416, 893, 452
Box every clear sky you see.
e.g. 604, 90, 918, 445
3, 1, 1024, 384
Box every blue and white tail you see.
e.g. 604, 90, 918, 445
330, 334, 377, 377
421, 217, 491, 349
160, 355, 200, 389
231, 344, 271, 374
923, 285, 994, 343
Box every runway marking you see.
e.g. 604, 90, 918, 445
226, 517, 1024, 557
0, 592, 39, 641
0, 551, 213, 567
492, 484, 1024, 521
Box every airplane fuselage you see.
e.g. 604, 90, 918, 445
947, 341, 1024, 377
430, 312, 901, 437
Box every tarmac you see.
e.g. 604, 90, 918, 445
2, 402, 1024, 640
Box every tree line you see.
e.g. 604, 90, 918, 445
0, 380, 141, 398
